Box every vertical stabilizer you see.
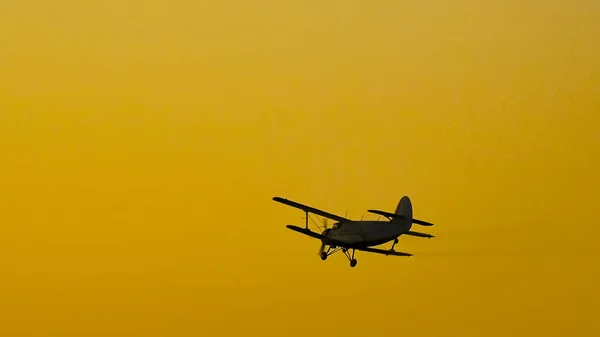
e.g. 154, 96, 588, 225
394, 196, 413, 230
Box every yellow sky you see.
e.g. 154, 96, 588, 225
1, 1, 599, 336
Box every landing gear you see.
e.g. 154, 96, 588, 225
390, 238, 399, 252
343, 249, 358, 268
319, 246, 358, 267
320, 245, 337, 261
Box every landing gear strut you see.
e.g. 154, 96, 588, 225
390, 238, 399, 252
319, 246, 358, 267
320, 245, 338, 261
343, 248, 358, 268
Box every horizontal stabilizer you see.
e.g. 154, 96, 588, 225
412, 219, 434, 227
358, 247, 412, 257
367, 209, 404, 219
367, 209, 434, 226
404, 230, 434, 238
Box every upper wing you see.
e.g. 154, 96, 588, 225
273, 197, 348, 222
358, 247, 412, 257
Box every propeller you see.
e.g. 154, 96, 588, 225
318, 217, 330, 255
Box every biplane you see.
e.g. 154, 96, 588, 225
273, 196, 435, 267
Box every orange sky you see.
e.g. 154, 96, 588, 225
1, 1, 599, 336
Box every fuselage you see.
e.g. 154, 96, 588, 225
323, 218, 412, 249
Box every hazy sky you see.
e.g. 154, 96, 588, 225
1, 1, 599, 336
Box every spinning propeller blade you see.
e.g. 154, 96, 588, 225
318, 242, 325, 255
318, 218, 329, 255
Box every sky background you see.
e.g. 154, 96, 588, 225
1, 1, 599, 336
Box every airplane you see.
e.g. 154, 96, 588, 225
273, 196, 435, 267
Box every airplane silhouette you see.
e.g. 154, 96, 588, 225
273, 196, 435, 267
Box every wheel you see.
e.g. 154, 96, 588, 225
350, 259, 357, 267
320, 252, 328, 260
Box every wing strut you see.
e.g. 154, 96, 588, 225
305, 210, 308, 229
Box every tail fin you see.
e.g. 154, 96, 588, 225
394, 196, 413, 229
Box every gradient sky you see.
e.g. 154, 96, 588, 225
1, 1, 599, 336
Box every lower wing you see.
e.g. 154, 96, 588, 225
286, 225, 323, 239
285, 225, 352, 247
